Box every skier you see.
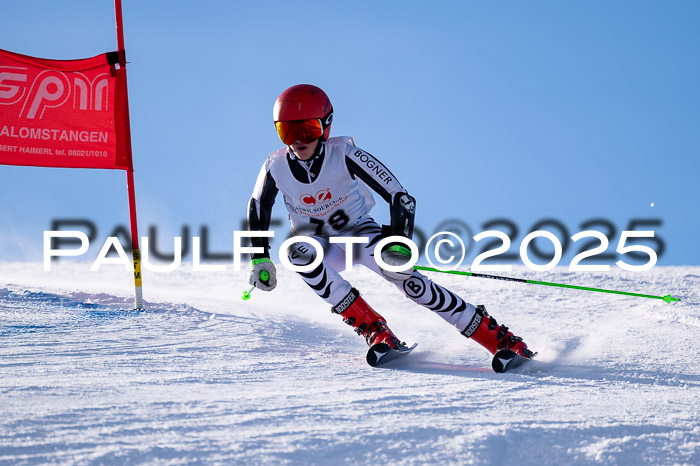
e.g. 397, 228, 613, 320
247, 84, 534, 367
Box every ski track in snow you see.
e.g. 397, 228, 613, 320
0, 263, 699, 465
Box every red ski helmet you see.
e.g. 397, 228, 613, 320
273, 84, 333, 142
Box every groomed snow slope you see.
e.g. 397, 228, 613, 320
1, 262, 699, 465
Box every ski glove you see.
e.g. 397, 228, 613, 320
249, 258, 277, 291
379, 245, 414, 282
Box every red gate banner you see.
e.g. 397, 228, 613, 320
0, 48, 132, 170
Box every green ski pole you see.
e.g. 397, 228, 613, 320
414, 266, 680, 304
241, 270, 271, 301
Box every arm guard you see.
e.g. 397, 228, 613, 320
248, 161, 279, 259
386, 192, 416, 239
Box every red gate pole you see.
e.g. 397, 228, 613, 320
114, 0, 143, 309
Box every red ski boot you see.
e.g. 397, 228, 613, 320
461, 305, 535, 358
331, 288, 403, 349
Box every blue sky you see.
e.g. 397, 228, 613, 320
1, 0, 698, 267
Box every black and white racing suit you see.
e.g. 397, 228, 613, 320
248, 136, 478, 335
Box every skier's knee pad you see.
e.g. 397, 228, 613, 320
396, 271, 431, 303
286, 241, 318, 267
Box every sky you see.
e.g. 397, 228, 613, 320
1, 0, 699, 268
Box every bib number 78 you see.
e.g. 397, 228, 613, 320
309, 209, 350, 234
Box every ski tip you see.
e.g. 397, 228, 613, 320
492, 349, 531, 373
366, 343, 392, 367
366, 342, 418, 367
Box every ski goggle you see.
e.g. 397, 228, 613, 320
275, 119, 323, 145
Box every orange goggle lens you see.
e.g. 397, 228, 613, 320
275, 119, 323, 145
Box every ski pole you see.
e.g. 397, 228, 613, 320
241, 286, 255, 301
241, 270, 270, 301
413, 266, 680, 303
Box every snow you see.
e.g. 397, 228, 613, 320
1, 262, 699, 464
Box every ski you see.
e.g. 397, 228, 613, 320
366, 342, 418, 367
491, 349, 532, 373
